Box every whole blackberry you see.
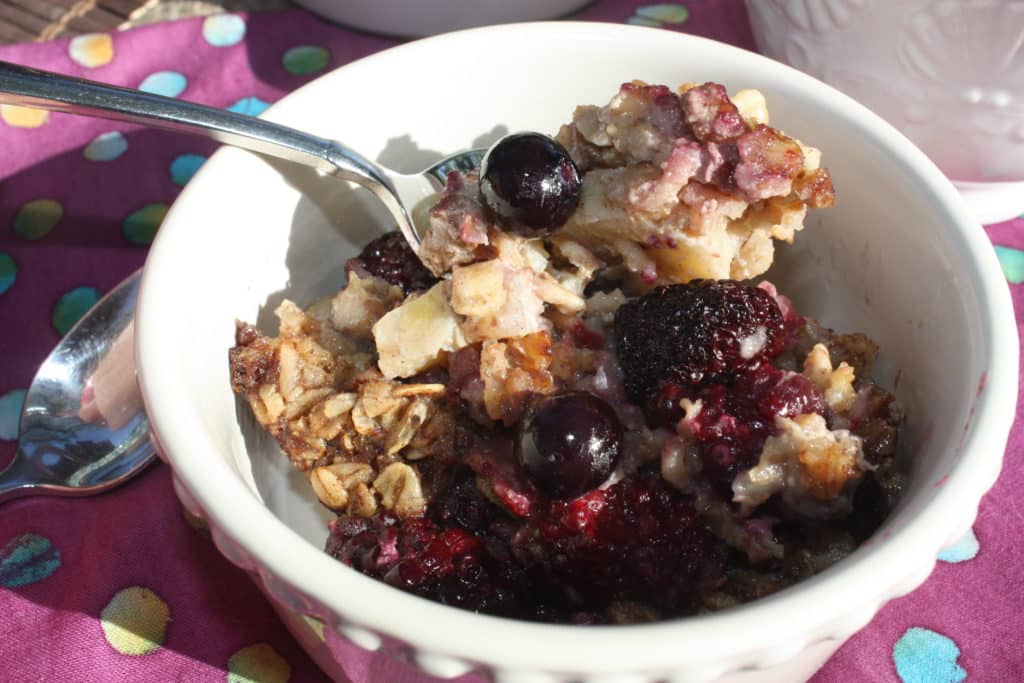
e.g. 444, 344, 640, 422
348, 230, 438, 293
613, 280, 785, 402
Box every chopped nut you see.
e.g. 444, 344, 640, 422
386, 398, 432, 455
731, 88, 769, 127
309, 462, 374, 511
480, 332, 555, 425
803, 343, 857, 413
732, 413, 866, 514
661, 435, 700, 490
373, 462, 426, 517
373, 281, 469, 379
330, 272, 404, 338
451, 260, 508, 317
276, 299, 318, 338
534, 272, 586, 313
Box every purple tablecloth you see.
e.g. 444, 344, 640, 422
1, 2, 1021, 681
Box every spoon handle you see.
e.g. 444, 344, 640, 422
0, 60, 420, 247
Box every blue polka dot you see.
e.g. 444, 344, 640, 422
227, 96, 270, 117
170, 154, 207, 186
938, 528, 979, 563
52, 287, 100, 335
139, 71, 187, 98
626, 16, 663, 26
0, 389, 26, 440
893, 627, 966, 683
0, 252, 15, 294
83, 131, 128, 161
994, 245, 1024, 284
203, 14, 246, 47
628, 4, 690, 26
0, 534, 61, 588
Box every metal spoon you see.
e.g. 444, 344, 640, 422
0, 60, 485, 250
0, 271, 150, 502
0, 61, 489, 501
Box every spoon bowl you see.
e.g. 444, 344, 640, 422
0, 271, 152, 502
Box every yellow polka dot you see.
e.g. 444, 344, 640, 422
1, 105, 49, 128
69, 34, 114, 68
227, 643, 291, 683
100, 586, 170, 656
301, 615, 325, 642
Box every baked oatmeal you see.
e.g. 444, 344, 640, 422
228, 81, 903, 623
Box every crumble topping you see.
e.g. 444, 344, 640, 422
228, 81, 902, 624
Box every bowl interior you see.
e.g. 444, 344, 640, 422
137, 23, 1013, 670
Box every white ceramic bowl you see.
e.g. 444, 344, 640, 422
745, 0, 1024, 224
136, 22, 1018, 683
293, 0, 591, 37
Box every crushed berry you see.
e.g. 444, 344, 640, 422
514, 473, 721, 612
614, 280, 785, 402
570, 320, 606, 350
327, 471, 722, 621
653, 365, 828, 490
430, 468, 500, 533
327, 511, 527, 616
347, 230, 438, 294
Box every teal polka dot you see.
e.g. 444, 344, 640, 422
282, 46, 329, 75
629, 4, 689, 25
52, 286, 100, 335
169, 154, 207, 186
0, 534, 61, 588
123, 204, 169, 246
227, 97, 270, 117
0, 252, 15, 294
994, 245, 1024, 283
202, 14, 246, 47
83, 131, 128, 161
13, 199, 62, 240
937, 528, 979, 563
139, 71, 187, 98
0, 388, 25, 439
893, 627, 966, 683
626, 16, 663, 26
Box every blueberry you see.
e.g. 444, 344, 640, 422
479, 133, 582, 237
516, 392, 623, 499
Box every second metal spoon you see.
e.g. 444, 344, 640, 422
0, 60, 483, 251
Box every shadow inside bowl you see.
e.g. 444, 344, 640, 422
240, 128, 512, 548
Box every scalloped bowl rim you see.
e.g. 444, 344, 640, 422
136, 22, 1018, 676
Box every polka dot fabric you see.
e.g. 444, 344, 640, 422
0, 3, 1021, 682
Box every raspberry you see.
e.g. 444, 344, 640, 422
326, 511, 525, 615
614, 280, 785, 402
347, 230, 438, 293
515, 473, 721, 612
